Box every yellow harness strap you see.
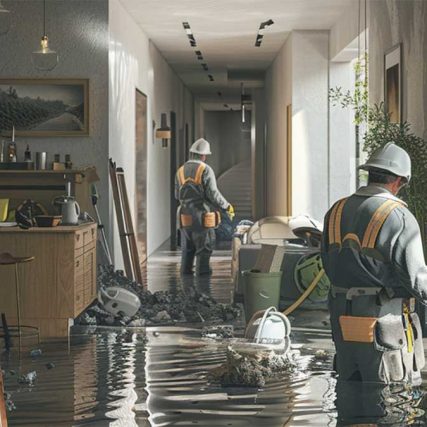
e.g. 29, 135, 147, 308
177, 163, 206, 187
328, 198, 348, 246
362, 200, 402, 249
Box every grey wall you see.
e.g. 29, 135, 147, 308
369, 0, 427, 140
204, 110, 251, 177
0, 0, 110, 222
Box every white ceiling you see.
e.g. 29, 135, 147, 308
120, 0, 352, 101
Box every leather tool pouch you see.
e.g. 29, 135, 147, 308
180, 214, 193, 228
203, 211, 221, 228
339, 315, 377, 343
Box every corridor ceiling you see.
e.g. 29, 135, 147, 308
120, 0, 352, 101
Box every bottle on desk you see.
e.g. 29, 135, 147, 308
7, 126, 17, 162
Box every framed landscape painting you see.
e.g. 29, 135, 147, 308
0, 79, 89, 137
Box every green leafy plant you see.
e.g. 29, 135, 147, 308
329, 53, 369, 125
363, 103, 427, 242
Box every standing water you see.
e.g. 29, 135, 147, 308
2, 248, 427, 426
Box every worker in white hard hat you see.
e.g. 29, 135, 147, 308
321, 142, 427, 423
175, 138, 235, 275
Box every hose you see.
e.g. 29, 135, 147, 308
282, 268, 325, 316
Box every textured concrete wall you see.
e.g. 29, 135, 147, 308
369, 0, 427, 140
109, 0, 194, 263
0, 0, 110, 224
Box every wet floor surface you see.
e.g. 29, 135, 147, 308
2, 245, 427, 426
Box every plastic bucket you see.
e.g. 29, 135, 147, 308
242, 270, 282, 322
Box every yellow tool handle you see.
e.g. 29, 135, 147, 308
283, 269, 325, 316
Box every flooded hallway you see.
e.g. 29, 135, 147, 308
0, 0, 427, 426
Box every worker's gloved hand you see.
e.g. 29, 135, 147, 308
226, 204, 235, 220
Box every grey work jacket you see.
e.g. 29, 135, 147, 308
174, 160, 229, 210
321, 185, 427, 302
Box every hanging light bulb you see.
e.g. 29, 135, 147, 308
31, 0, 58, 71
0, 0, 11, 36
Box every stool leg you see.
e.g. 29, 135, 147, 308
15, 263, 22, 353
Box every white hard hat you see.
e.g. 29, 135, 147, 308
358, 142, 411, 182
190, 138, 212, 155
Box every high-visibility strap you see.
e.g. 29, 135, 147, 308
362, 200, 402, 249
403, 303, 414, 353
194, 163, 206, 185
342, 233, 361, 247
177, 166, 186, 186
177, 163, 206, 187
328, 198, 348, 246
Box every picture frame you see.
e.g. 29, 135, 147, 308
384, 43, 402, 123
0, 79, 89, 137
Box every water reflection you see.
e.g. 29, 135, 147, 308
2, 327, 427, 426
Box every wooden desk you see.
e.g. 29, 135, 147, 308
0, 223, 97, 340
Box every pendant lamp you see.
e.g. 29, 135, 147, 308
0, 0, 11, 36
32, 0, 58, 71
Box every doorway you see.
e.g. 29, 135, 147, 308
170, 111, 178, 250
135, 89, 148, 264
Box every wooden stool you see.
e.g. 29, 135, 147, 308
0, 252, 40, 352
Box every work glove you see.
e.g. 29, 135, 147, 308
226, 204, 235, 220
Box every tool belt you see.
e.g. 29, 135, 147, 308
203, 211, 221, 228
332, 285, 415, 345
180, 211, 221, 229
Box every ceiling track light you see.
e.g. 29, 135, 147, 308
208, 74, 214, 82
201, 63, 209, 71
32, 0, 59, 71
255, 18, 274, 47
195, 50, 203, 60
182, 21, 197, 47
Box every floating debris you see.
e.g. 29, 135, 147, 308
30, 349, 42, 358
210, 347, 295, 388
46, 362, 55, 370
18, 371, 37, 385
4, 392, 16, 412
202, 325, 234, 339
314, 349, 329, 361
75, 265, 240, 327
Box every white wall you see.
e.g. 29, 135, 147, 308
265, 34, 292, 216
291, 31, 329, 220
109, 0, 194, 266
265, 31, 330, 222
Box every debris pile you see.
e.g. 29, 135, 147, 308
76, 266, 240, 327
210, 346, 295, 388
201, 325, 234, 339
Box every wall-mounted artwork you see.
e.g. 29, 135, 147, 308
0, 79, 89, 136
384, 44, 402, 123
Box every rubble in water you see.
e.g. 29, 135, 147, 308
209, 346, 295, 388
75, 265, 240, 327
201, 325, 234, 339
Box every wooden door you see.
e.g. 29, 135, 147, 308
135, 90, 148, 263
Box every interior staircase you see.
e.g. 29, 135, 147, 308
217, 161, 252, 221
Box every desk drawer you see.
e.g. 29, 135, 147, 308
83, 225, 97, 247
74, 255, 84, 277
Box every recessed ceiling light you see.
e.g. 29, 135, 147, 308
201, 63, 209, 71
195, 50, 203, 60
208, 74, 214, 82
